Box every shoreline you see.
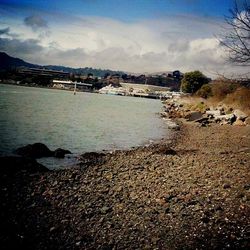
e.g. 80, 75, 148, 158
1, 115, 249, 249
0, 81, 95, 94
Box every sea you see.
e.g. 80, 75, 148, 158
0, 84, 168, 169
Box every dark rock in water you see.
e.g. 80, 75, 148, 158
54, 148, 72, 158
0, 156, 48, 174
14, 143, 53, 158
79, 152, 107, 167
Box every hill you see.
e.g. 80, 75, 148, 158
0, 52, 38, 70
0, 52, 125, 77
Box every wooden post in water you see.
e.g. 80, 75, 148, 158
74, 82, 76, 95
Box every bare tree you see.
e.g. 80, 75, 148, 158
220, 0, 250, 65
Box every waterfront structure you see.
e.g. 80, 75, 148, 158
99, 85, 126, 95
17, 68, 70, 78
52, 80, 92, 91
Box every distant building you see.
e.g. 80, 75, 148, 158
17, 67, 70, 78
52, 79, 92, 91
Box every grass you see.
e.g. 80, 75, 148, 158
194, 79, 250, 114
224, 87, 250, 113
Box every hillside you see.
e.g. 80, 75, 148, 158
0, 52, 125, 77
0, 52, 38, 70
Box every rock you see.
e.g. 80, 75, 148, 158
195, 117, 209, 123
49, 227, 56, 232
233, 109, 248, 121
200, 122, 209, 127
54, 148, 71, 158
215, 205, 223, 211
164, 149, 177, 155
14, 143, 53, 158
165, 207, 170, 213
168, 123, 180, 130
244, 117, 250, 125
165, 120, 180, 130
165, 193, 177, 202
100, 206, 112, 214
233, 119, 246, 126
201, 215, 210, 223
0, 156, 48, 174
160, 112, 168, 118
223, 183, 231, 189
185, 111, 203, 121
214, 114, 236, 124
206, 110, 222, 116
154, 146, 177, 155
79, 152, 106, 166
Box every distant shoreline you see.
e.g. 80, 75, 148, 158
0, 81, 95, 94
0, 81, 166, 100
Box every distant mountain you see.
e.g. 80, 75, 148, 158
0, 52, 38, 70
0, 52, 125, 77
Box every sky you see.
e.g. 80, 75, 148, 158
0, 0, 249, 77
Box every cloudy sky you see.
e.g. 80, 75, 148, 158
0, 0, 249, 77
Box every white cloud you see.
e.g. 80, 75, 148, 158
1, 14, 249, 78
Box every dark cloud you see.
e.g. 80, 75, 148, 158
0, 27, 19, 38
24, 15, 48, 31
0, 37, 43, 58
0, 27, 10, 35
0, 36, 87, 66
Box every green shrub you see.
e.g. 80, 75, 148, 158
196, 84, 213, 98
190, 102, 208, 112
181, 71, 209, 93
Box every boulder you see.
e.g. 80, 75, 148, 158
233, 119, 246, 126
185, 111, 203, 121
233, 109, 248, 121
214, 114, 236, 124
206, 110, 222, 117
160, 112, 168, 118
14, 143, 53, 158
167, 122, 180, 130
195, 117, 209, 124
54, 148, 72, 158
245, 117, 250, 125
0, 156, 48, 175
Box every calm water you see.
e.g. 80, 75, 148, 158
0, 84, 168, 168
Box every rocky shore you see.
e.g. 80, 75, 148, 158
1, 105, 250, 249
